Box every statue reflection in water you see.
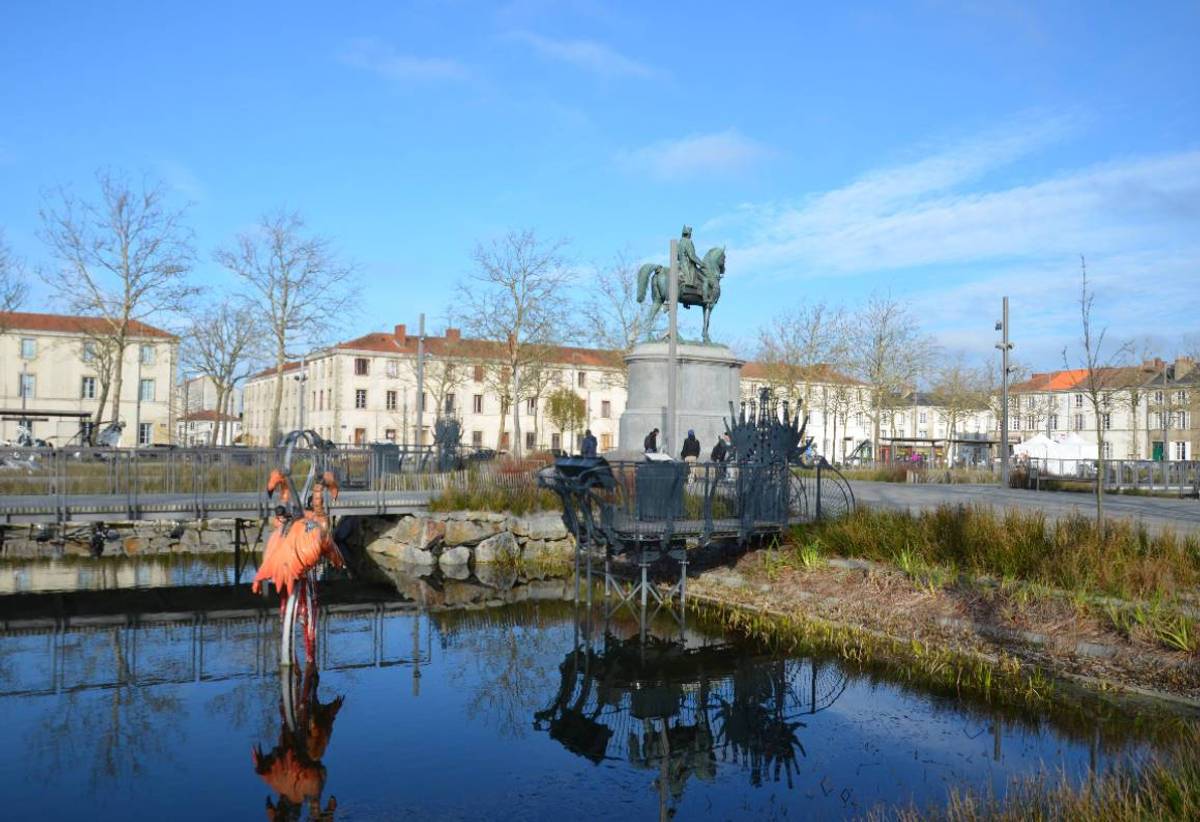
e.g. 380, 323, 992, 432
253, 663, 344, 821
535, 599, 847, 819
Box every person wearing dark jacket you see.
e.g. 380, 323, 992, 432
580, 429, 598, 457
644, 428, 659, 453
680, 430, 701, 462
710, 434, 729, 463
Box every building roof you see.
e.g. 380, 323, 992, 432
1011, 364, 1158, 393
180, 409, 240, 422
740, 361, 862, 385
247, 360, 302, 381
333, 327, 625, 369
0, 311, 175, 339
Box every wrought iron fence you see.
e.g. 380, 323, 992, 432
1020, 457, 1200, 495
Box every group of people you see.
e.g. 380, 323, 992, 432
573, 426, 731, 463
643, 427, 730, 463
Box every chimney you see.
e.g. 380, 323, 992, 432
1142, 357, 1165, 371
445, 327, 461, 342
1175, 356, 1195, 378
394, 324, 406, 340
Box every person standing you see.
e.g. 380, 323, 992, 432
710, 433, 729, 463
580, 429, 598, 458
644, 428, 659, 453
680, 429, 700, 463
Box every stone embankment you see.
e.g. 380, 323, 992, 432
1, 520, 249, 557
358, 510, 574, 573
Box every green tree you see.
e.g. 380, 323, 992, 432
545, 386, 586, 450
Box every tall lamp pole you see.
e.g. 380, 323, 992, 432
666, 239, 679, 456
415, 314, 426, 448
294, 357, 308, 432
995, 296, 1013, 485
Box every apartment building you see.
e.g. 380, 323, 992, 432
0, 311, 177, 446
242, 325, 627, 452
1009, 358, 1196, 461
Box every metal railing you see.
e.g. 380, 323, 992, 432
0, 444, 480, 523
1019, 457, 1200, 495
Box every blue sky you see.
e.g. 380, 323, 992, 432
2, 1, 1198, 368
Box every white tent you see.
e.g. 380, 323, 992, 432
1013, 433, 1059, 460
1057, 432, 1099, 461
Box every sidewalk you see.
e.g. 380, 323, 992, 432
848, 481, 1200, 534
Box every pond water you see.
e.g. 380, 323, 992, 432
0, 553, 1183, 820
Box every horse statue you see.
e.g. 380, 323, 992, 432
636, 246, 725, 343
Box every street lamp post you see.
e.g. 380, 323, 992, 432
995, 297, 1013, 486
294, 357, 308, 433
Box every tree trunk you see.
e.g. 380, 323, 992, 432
511, 364, 523, 458
269, 345, 286, 445
92, 380, 111, 437
209, 386, 224, 446
108, 339, 127, 425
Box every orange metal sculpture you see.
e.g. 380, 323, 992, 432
251, 431, 345, 664
254, 663, 343, 821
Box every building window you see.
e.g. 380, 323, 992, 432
1175, 441, 1188, 460
139, 379, 155, 402
473, 365, 484, 382
1025, 416, 1035, 430
386, 390, 397, 411
855, 412, 864, 426
1103, 441, 1113, 459
82, 341, 96, 362
526, 397, 536, 415
445, 395, 456, 415
20, 338, 36, 359
1074, 394, 1083, 408
473, 394, 483, 414
577, 371, 587, 388
1176, 412, 1188, 429
1048, 414, 1058, 431
138, 422, 152, 446
355, 389, 367, 409
601, 433, 612, 451
354, 428, 366, 445
81, 376, 96, 399
139, 344, 155, 365
1177, 390, 1187, 404
468, 430, 481, 447
1010, 416, 1019, 431
551, 432, 561, 451
386, 360, 399, 378
420, 392, 428, 412
601, 400, 611, 419
1154, 390, 1164, 404
354, 358, 369, 376
1025, 396, 1034, 409
1101, 413, 1112, 430
525, 431, 535, 450
918, 411, 927, 424
1074, 414, 1084, 431
384, 428, 396, 442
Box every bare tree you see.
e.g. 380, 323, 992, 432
582, 251, 662, 387
39, 171, 196, 431
848, 294, 936, 462
182, 299, 262, 445
1062, 257, 1132, 524
928, 358, 990, 465
0, 229, 28, 325
217, 211, 354, 445
456, 230, 573, 458
756, 301, 848, 414
410, 340, 471, 426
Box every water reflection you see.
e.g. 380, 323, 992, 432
535, 602, 850, 818
253, 664, 343, 821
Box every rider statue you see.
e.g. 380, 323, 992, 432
677, 226, 704, 289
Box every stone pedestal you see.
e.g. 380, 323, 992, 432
618, 342, 743, 457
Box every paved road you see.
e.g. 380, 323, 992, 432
848, 481, 1200, 534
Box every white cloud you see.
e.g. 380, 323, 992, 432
511, 31, 653, 78
711, 115, 1200, 364
340, 38, 470, 82
618, 129, 772, 181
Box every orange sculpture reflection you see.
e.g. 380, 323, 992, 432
253, 664, 344, 821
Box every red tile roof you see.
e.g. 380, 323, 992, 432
333, 328, 625, 369
0, 311, 175, 339
741, 361, 862, 385
247, 360, 302, 381
1011, 365, 1155, 393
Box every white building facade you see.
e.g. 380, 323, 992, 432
0, 311, 177, 446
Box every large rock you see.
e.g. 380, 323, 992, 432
475, 564, 519, 591
378, 516, 446, 550
444, 518, 504, 546
522, 537, 575, 563
439, 545, 471, 569
511, 512, 568, 541
474, 532, 519, 564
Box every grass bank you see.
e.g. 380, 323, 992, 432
828, 466, 997, 484
789, 504, 1200, 604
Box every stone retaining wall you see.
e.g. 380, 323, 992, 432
358, 510, 574, 573
0, 520, 251, 558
